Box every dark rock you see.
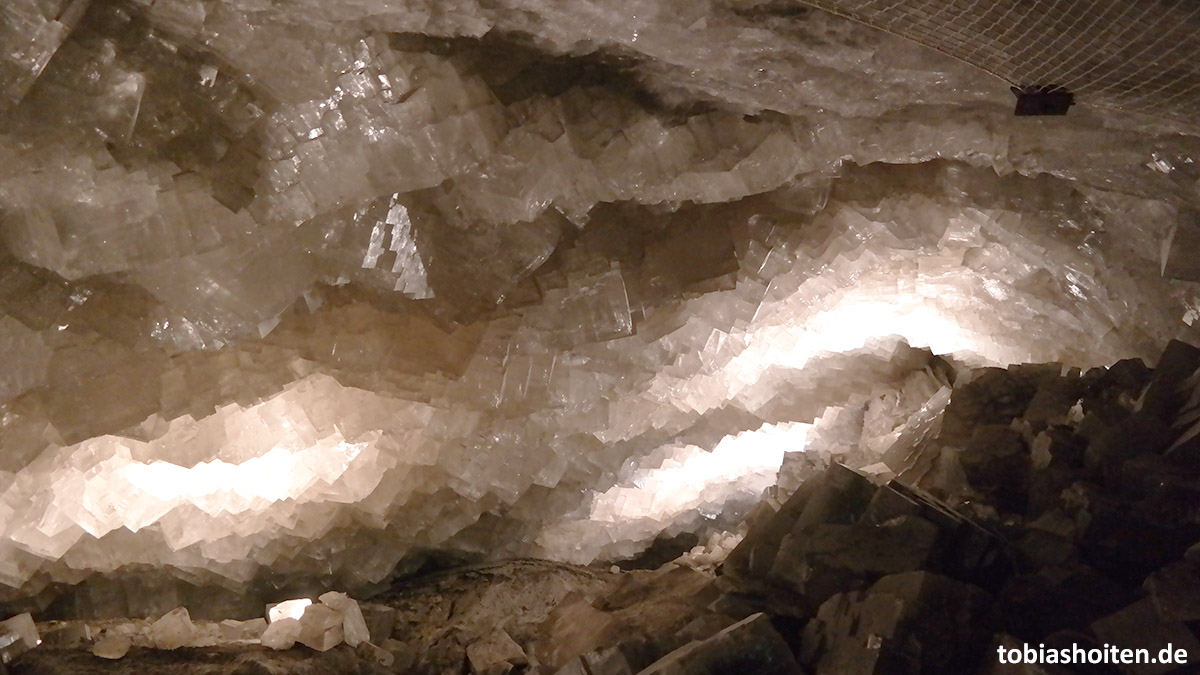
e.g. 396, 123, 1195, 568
769, 517, 941, 612
1118, 455, 1200, 527
1012, 530, 1076, 570
996, 565, 1140, 639
875, 481, 1015, 592
941, 369, 1041, 444
1023, 377, 1085, 431
553, 646, 634, 675
1139, 341, 1200, 423
358, 603, 395, 646
725, 473, 828, 580
1144, 561, 1200, 623
1086, 359, 1152, 393
1081, 413, 1171, 483
960, 425, 1029, 513
1074, 488, 1198, 585
1090, 597, 1200, 675
638, 613, 801, 675
801, 571, 992, 675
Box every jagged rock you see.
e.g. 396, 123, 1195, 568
1139, 341, 1200, 422
0, 613, 39, 664
1081, 412, 1171, 482
91, 632, 132, 660
1144, 561, 1200, 622
533, 595, 619, 667
260, 617, 301, 650
467, 628, 528, 675
319, 591, 371, 647
39, 621, 90, 647
1068, 484, 1199, 585
297, 604, 344, 652
1090, 597, 1200, 674
1022, 373, 1084, 426
940, 368, 1044, 444
218, 617, 267, 642
997, 564, 1140, 640
554, 646, 634, 675
727, 463, 1011, 617
356, 640, 396, 668
148, 606, 196, 650
801, 571, 992, 675
960, 425, 1029, 513
381, 638, 417, 672
359, 602, 396, 645
638, 613, 799, 675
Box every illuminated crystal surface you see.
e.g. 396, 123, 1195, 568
0, 0, 1197, 615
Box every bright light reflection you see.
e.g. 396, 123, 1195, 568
758, 297, 982, 373
588, 421, 810, 522
268, 598, 312, 623
124, 440, 364, 508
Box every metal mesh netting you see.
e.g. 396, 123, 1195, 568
795, 0, 1200, 126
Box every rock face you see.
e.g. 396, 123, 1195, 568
8, 337, 1200, 674
1, 0, 1200, 672
0, 0, 1198, 612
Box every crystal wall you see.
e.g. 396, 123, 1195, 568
1, 0, 1199, 608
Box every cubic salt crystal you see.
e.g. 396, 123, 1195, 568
318, 591, 370, 647
297, 604, 344, 652
356, 641, 395, 667
0, 613, 38, 664
260, 618, 301, 650
148, 607, 195, 650
218, 618, 267, 642
267, 598, 312, 623
91, 633, 132, 660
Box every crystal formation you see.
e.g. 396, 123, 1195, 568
0, 0, 1197, 658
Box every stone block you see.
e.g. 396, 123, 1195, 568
639, 613, 800, 675
0, 613, 39, 664
1090, 597, 1200, 675
297, 603, 344, 652
802, 572, 992, 675
1144, 561, 1200, 623
148, 607, 195, 650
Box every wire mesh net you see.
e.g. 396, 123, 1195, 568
796, 0, 1200, 126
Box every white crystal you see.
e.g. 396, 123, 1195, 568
318, 591, 370, 647
148, 607, 196, 650
260, 618, 301, 650
297, 604, 343, 652
91, 633, 132, 660
267, 598, 313, 623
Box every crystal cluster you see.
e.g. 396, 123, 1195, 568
0, 0, 1198, 610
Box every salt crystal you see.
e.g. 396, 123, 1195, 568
260, 618, 301, 650
267, 598, 312, 623
218, 618, 267, 642
0, 613, 39, 664
148, 607, 195, 650
318, 591, 370, 647
297, 604, 343, 652
91, 633, 132, 660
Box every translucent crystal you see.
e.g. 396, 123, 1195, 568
0, 0, 1196, 610
318, 591, 370, 647
297, 604, 344, 652
260, 617, 301, 650
91, 633, 131, 660
0, 612, 39, 664
148, 607, 196, 650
